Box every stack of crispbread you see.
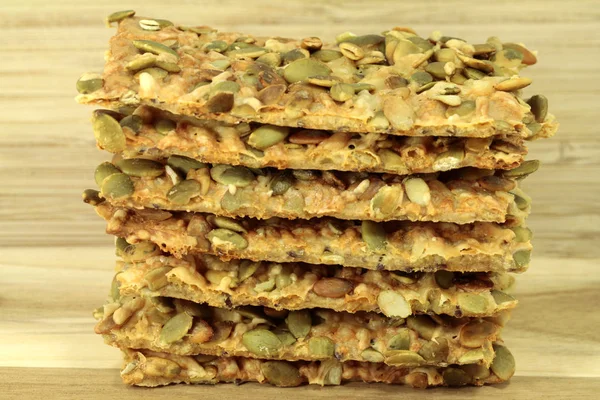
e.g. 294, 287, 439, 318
78, 10, 557, 388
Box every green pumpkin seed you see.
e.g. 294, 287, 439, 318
194, 354, 218, 363
503, 160, 540, 178
410, 71, 433, 86
330, 83, 355, 102
282, 48, 308, 64
308, 337, 335, 357
286, 310, 311, 339
154, 118, 176, 135
106, 10, 135, 25
254, 278, 276, 292
461, 363, 491, 381
76, 73, 103, 94
446, 100, 476, 117
144, 266, 172, 291
154, 60, 181, 73
491, 290, 516, 305
283, 58, 331, 84
503, 43, 537, 65
211, 81, 240, 95
526, 95, 548, 123
513, 249, 531, 268
207, 92, 234, 113
207, 215, 246, 233
94, 162, 121, 187
135, 67, 168, 81
311, 49, 343, 62
274, 331, 297, 346
167, 155, 206, 177
116, 158, 164, 178
511, 226, 532, 242
434, 48, 458, 63
418, 338, 449, 362
126, 53, 157, 72
159, 312, 193, 344
119, 115, 143, 134
406, 315, 437, 340
416, 81, 436, 94
269, 172, 294, 196
425, 62, 448, 79
166, 179, 202, 205
115, 237, 129, 256
242, 329, 282, 357
491, 344, 515, 380
458, 293, 491, 314
370, 185, 403, 215
388, 328, 411, 350
361, 348, 384, 362
220, 190, 244, 212
385, 75, 409, 89
464, 67, 486, 80
527, 122, 542, 136
407, 36, 434, 51
473, 43, 496, 55
210, 165, 254, 187
275, 269, 293, 290
361, 221, 386, 250
207, 228, 248, 250
404, 178, 431, 206
247, 125, 289, 150
176, 299, 210, 318
205, 40, 228, 53
211, 59, 232, 70
434, 270, 454, 289
238, 260, 260, 281
101, 173, 134, 199
443, 367, 471, 386
260, 361, 302, 387
82, 188, 104, 205
385, 350, 425, 366
152, 297, 175, 314
132, 40, 179, 59
512, 193, 529, 210
92, 111, 126, 153
121, 241, 160, 262
110, 274, 121, 301
292, 170, 318, 181
256, 52, 282, 67
321, 359, 343, 385
392, 39, 422, 63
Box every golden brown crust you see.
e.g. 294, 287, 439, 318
78, 17, 558, 140
94, 159, 529, 224
115, 251, 517, 317
100, 106, 527, 174
96, 296, 504, 366
95, 203, 532, 273
120, 348, 507, 387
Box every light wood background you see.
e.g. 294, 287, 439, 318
1, 0, 599, 398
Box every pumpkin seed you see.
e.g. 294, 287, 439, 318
418, 338, 449, 362
321, 359, 343, 385
370, 185, 403, 216
132, 40, 179, 59
434, 270, 454, 289
204, 269, 229, 286
385, 350, 424, 366
502, 160, 540, 178
101, 173, 134, 199
406, 315, 437, 340
76, 73, 103, 94
242, 329, 282, 357
434, 48, 458, 63
377, 290, 411, 318
210, 164, 254, 187
464, 67, 487, 80
478, 176, 516, 192
425, 62, 448, 79
153, 118, 176, 135
167, 155, 206, 177
260, 361, 303, 387
126, 53, 157, 72
446, 100, 476, 117
513, 249, 531, 268
404, 178, 431, 206
135, 67, 168, 81
275, 269, 293, 289
115, 237, 130, 256
307, 75, 341, 88
92, 111, 126, 153
527, 95, 548, 122
144, 266, 172, 291
308, 337, 335, 357
274, 330, 297, 346
238, 260, 260, 282
211, 81, 240, 95
205, 40, 228, 53
311, 49, 343, 62
208, 215, 246, 233
361, 348, 384, 362
121, 241, 160, 262
220, 190, 243, 212
206, 92, 234, 113
106, 10, 135, 26
491, 344, 515, 380
339, 42, 364, 60
361, 220, 386, 250
207, 228, 248, 250
512, 192, 529, 210
269, 171, 294, 196
458, 293, 491, 314
495, 77, 532, 92
254, 278, 276, 292
288, 129, 330, 145
281, 48, 308, 64
119, 115, 143, 133
110, 274, 121, 301
443, 367, 471, 386
94, 162, 121, 187
256, 52, 282, 68
472, 43, 496, 55
312, 278, 353, 298
283, 58, 331, 83
388, 329, 411, 350
166, 180, 201, 204
286, 310, 311, 339
330, 83, 355, 102
144, 357, 181, 378
351, 82, 376, 92
410, 71, 433, 86
392, 39, 422, 64
502, 43, 535, 65
459, 320, 497, 348
385, 75, 409, 89
82, 189, 104, 206
491, 290, 516, 305
154, 60, 181, 73
151, 297, 175, 314
116, 158, 164, 178
159, 312, 193, 344
510, 226, 532, 243
247, 125, 289, 150
461, 363, 491, 381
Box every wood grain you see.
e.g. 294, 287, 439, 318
1, 0, 599, 397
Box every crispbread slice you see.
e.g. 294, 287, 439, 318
95, 295, 506, 367
92, 106, 527, 175
92, 203, 532, 273
77, 16, 558, 140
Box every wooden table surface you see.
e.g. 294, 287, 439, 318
2, 0, 599, 398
